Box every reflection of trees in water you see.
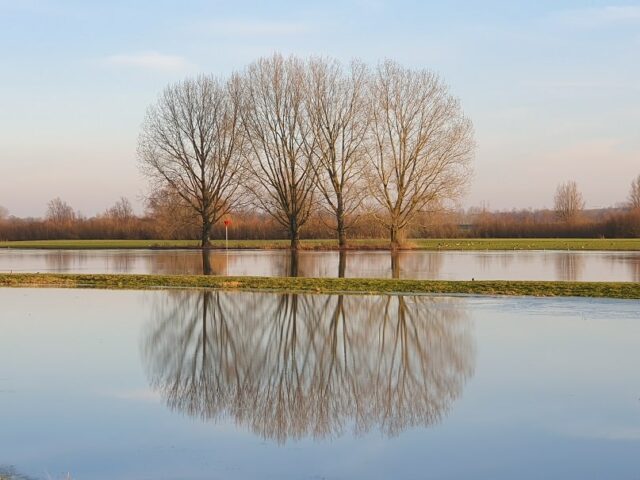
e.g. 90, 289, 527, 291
554, 253, 585, 281
476, 252, 516, 273
107, 251, 138, 273
44, 251, 85, 272
630, 258, 640, 283
147, 251, 214, 275
600, 254, 640, 283
390, 251, 443, 279
143, 291, 475, 442
147, 250, 307, 277
44, 250, 138, 273
146, 251, 230, 276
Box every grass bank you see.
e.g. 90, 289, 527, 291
0, 238, 639, 251
1, 273, 638, 299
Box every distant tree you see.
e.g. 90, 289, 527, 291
304, 58, 370, 248
629, 174, 640, 210
145, 187, 199, 239
0, 205, 8, 220
106, 197, 134, 221
554, 181, 585, 222
365, 61, 474, 249
103, 197, 135, 236
138, 75, 246, 247
46, 197, 76, 225
239, 54, 318, 250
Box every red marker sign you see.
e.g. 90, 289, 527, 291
224, 219, 232, 227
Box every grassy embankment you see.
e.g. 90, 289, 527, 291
1, 238, 639, 250
1, 273, 638, 299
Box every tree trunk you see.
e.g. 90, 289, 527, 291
201, 217, 212, 248
338, 250, 347, 278
390, 251, 400, 279
290, 216, 300, 250
337, 203, 347, 249
201, 249, 212, 275
390, 222, 406, 250
390, 224, 401, 251
337, 219, 347, 249
289, 248, 299, 277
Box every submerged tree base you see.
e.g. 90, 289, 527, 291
0, 273, 638, 299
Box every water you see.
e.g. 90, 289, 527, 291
0, 288, 639, 479
1, 248, 639, 281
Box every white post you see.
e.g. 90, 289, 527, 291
225, 224, 229, 275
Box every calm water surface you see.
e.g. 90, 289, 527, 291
0, 288, 639, 479
1, 248, 639, 281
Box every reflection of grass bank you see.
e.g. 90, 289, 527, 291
1, 273, 639, 299
1, 238, 640, 251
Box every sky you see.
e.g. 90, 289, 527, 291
0, 0, 638, 217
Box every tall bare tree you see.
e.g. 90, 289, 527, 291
46, 197, 76, 225
304, 58, 370, 248
239, 54, 317, 250
629, 174, 640, 210
554, 180, 585, 222
366, 61, 474, 249
138, 75, 245, 247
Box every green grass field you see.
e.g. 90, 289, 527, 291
1, 273, 638, 299
1, 238, 639, 250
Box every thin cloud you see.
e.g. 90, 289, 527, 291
553, 5, 640, 28
102, 51, 192, 71
205, 19, 311, 36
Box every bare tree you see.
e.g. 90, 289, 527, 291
554, 180, 585, 222
46, 197, 76, 225
304, 58, 370, 248
239, 54, 318, 250
629, 174, 640, 210
145, 187, 199, 239
105, 197, 134, 221
366, 61, 474, 249
138, 75, 245, 247
103, 197, 136, 237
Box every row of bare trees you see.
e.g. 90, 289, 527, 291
0, 197, 150, 241
138, 54, 475, 249
0, 197, 460, 242
2, 178, 638, 244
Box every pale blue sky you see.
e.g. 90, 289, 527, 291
0, 0, 638, 216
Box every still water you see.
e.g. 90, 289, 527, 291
1, 248, 640, 281
0, 288, 638, 479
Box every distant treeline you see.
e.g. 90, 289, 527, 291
471, 207, 640, 239
1, 197, 638, 241
0, 209, 455, 241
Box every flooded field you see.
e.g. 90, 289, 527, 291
0, 288, 638, 479
1, 248, 639, 281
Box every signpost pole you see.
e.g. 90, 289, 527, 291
223, 218, 231, 275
